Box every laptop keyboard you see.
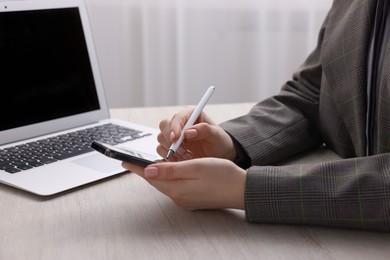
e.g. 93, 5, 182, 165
0, 124, 151, 174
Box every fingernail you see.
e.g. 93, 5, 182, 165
144, 167, 159, 178
186, 129, 198, 139
170, 131, 175, 141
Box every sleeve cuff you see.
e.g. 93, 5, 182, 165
228, 132, 251, 169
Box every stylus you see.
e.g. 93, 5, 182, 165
166, 86, 215, 159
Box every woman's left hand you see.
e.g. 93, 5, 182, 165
122, 158, 246, 211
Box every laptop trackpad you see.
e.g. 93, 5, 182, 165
72, 154, 123, 173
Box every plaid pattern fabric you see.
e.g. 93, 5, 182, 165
221, 0, 390, 231
245, 155, 390, 231
379, 29, 390, 153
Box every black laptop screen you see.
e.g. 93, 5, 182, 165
0, 7, 100, 131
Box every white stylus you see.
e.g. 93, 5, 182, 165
166, 86, 216, 159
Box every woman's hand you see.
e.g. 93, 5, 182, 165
158, 106, 237, 161
122, 158, 246, 211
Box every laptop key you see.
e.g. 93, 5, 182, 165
52, 147, 93, 160
37, 157, 58, 164
0, 163, 12, 170
16, 164, 33, 171
0, 160, 9, 167
3, 167, 22, 174
27, 161, 45, 167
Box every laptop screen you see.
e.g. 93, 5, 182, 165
0, 7, 100, 131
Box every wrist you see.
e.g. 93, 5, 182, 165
221, 130, 238, 161
226, 133, 251, 169
231, 168, 246, 210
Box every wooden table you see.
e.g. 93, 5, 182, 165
1, 103, 390, 260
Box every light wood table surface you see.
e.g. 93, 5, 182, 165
1, 103, 390, 260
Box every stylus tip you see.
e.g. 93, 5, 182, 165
166, 150, 174, 160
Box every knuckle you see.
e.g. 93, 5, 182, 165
159, 119, 170, 131
164, 164, 176, 179
174, 115, 186, 127
156, 145, 166, 157
197, 123, 211, 134
157, 133, 165, 143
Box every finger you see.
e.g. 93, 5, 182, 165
143, 160, 200, 180
121, 162, 145, 177
184, 123, 219, 141
166, 145, 194, 161
143, 163, 181, 180
158, 118, 170, 132
157, 132, 171, 150
156, 144, 167, 158
169, 106, 196, 142
175, 147, 195, 160
159, 119, 172, 146
156, 144, 179, 162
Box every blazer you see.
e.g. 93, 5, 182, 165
221, 0, 390, 232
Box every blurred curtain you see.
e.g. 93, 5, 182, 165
85, 0, 333, 108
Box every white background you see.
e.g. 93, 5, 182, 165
84, 0, 333, 108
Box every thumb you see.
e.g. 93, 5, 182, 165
185, 123, 218, 141
144, 161, 198, 180
144, 163, 180, 180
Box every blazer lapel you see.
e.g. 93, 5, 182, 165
378, 45, 390, 153
321, 0, 376, 156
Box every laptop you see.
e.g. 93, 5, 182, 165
0, 0, 161, 196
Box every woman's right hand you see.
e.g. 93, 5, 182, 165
157, 106, 237, 162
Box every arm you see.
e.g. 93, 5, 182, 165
220, 11, 329, 166
245, 154, 390, 232
222, 4, 390, 231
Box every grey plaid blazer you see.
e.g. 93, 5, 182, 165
221, 0, 390, 232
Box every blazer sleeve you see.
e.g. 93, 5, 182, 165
220, 11, 328, 167
245, 154, 390, 232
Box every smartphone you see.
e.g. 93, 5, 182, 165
91, 141, 158, 167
